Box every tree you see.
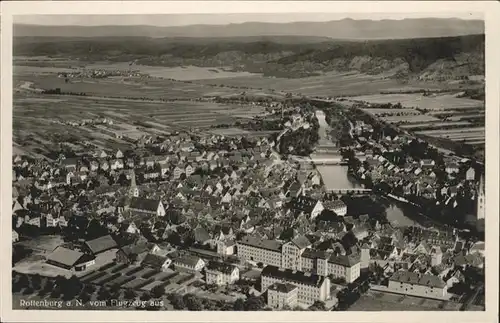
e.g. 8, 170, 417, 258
244, 296, 265, 311
79, 290, 91, 304
184, 294, 203, 311
124, 289, 137, 300
97, 287, 111, 301
140, 292, 152, 301
17, 273, 30, 289
50, 286, 62, 299
83, 284, 96, 295
233, 298, 245, 311
30, 274, 42, 291
23, 287, 34, 295
62, 275, 83, 301
169, 294, 185, 310
151, 285, 165, 299
256, 262, 264, 269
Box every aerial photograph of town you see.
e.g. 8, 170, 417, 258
10, 13, 486, 312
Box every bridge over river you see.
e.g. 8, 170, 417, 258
325, 188, 372, 194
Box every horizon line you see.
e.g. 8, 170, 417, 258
13, 16, 484, 28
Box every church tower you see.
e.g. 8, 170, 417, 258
476, 173, 485, 220
129, 169, 139, 198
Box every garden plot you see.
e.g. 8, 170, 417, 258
140, 280, 168, 291
121, 278, 151, 289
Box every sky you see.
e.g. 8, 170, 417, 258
14, 12, 483, 26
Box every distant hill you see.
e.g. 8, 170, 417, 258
14, 18, 484, 39
14, 33, 484, 82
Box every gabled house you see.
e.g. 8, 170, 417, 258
466, 167, 476, 181
289, 196, 324, 219
128, 197, 166, 217
110, 159, 124, 170
116, 242, 150, 264
174, 255, 205, 273
141, 253, 172, 271
84, 235, 118, 255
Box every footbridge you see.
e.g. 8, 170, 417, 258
325, 188, 372, 194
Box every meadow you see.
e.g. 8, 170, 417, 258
350, 93, 483, 111
194, 71, 448, 97
85, 62, 260, 81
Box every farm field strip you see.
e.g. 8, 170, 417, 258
416, 127, 485, 135
436, 136, 485, 143
194, 72, 447, 96
467, 140, 485, 145
439, 135, 486, 142
448, 115, 485, 121
381, 115, 439, 123
435, 130, 486, 137
399, 121, 473, 129
209, 128, 252, 135
361, 108, 419, 114
153, 112, 223, 119
349, 93, 483, 110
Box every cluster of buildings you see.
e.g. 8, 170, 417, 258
351, 132, 485, 223
57, 68, 144, 79
11, 99, 486, 310
237, 235, 360, 283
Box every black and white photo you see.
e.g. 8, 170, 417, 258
1, 1, 499, 322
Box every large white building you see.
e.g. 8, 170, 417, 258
205, 261, 239, 286
301, 249, 361, 283
261, 265, 331, 306
282, 236, 312, 270
388, 270, 448, 299
237, 235, 361, 283
267, 282, 299, 309
237, 236, 282, 267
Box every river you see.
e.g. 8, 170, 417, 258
314, 109, 422, 228
314, 110, 360, 190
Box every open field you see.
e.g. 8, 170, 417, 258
15, 60, 260, 80
15, 60, 449, 98
360, 108, 419, 116
194, 71, 448, 97
399, 121, 472, 129
416, 127, 485, 145
86, 62, 260, 81
380, 115, 439, 123
348, 92, 485, 149
13, 90, 268, 157
14, 73, 223, 100
349, 93, 484, 111
14, 69, 283, 102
